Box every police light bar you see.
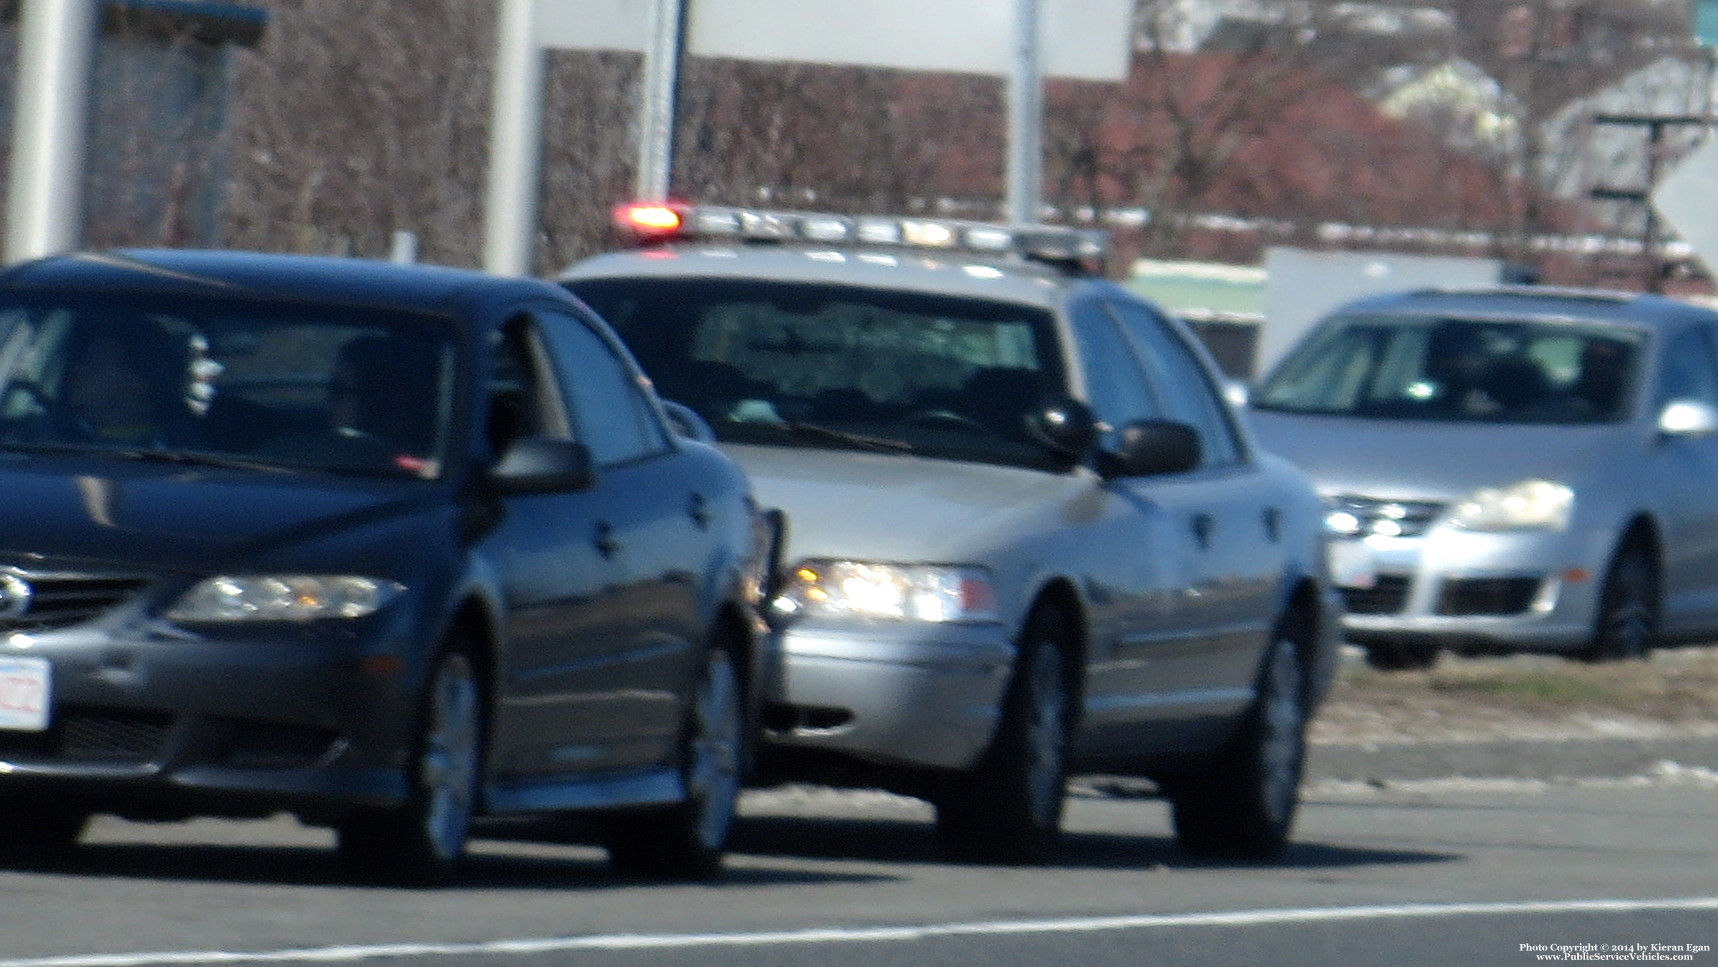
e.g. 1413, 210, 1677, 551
611, 202, 1111, 276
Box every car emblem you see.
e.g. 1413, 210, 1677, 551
0, 572, 33, 621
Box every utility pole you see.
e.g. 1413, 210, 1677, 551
1004, 0, 1043, 226
1590, 114, 1710, 293
635, 0, 685, 201
5, 0, 99, 263
483, 0, 545, 275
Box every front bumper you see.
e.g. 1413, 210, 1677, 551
758, 619, 1015, 771
1332, 524, 1612, 654
0, 620, 420, 819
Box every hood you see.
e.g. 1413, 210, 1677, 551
723, 443, 1078, 563
1245, 409, 1635, 502
0, 453, 439, 574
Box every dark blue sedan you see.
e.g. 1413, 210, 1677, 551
0, 250, 769, 882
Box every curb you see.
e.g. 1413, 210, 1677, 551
1306, 736, 1718, 784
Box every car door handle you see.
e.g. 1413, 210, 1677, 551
687, 492, 711, 530
594, 522, 620, 558
1263, 506, 1282, 543
1191, 512, 1214, 548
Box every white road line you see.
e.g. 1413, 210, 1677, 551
6, 897, 1718, 967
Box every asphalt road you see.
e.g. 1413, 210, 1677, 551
0, 738, 1714, 967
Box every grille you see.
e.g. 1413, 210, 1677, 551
1340, 575, 1412, 615
1437, 576, 1543, 616
0, 568, 151, 633
1325, 495, 1445, 539
0, 708, 172, 765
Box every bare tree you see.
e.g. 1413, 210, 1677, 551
671, 59, 1005, 218
224, 0, 496, 266
1037, 0, 1595, 272
1043, 2, 1371, 260
219, 2, 1010, 271
535, 48, 648, 273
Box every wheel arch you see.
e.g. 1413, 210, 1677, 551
432, 595, 501, 810
1612, 514, 1662, 573
712, 598, 760, 696
1277, 576, 1330, 710
709, 596, 765, 779
1023, 577, 1087, 729
1585, 513, 1665, 662
1604, 512, 1665, 619
443, 597, 499, 691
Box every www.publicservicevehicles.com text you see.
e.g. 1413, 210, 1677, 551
1523, 943, 1711, 962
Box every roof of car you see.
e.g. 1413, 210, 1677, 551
0, 249, 579, 320
1334, 284, 1718, 329
564, 243, 1115, 309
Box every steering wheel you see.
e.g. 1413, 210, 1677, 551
0, 381, 67, 437
2, 381, 56, 413
900, 408, 994, 436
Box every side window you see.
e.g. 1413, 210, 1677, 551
1108, 300, 1242, 466
487, 319, 563, 456
1068, 300, 1162, 450
535, 309, 669, 466
1658, 327, 1718, 407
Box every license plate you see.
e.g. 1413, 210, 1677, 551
0, 655, 51, 732
1328, 539, 1377, 590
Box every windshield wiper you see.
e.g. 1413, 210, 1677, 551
10, 443, 300, 477
95, 446, 299, 474
0, 440, 88, 456
780, 421, 916, 454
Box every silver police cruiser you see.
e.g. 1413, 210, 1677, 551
562, 204, 1341, 862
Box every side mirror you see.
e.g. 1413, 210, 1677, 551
1102, 419, 1201, 478
1659, 399, 1718, 437
491, 437, 597, 494
1223, 378, 1250, 408
1026, 397, 1099, 460
661, 399, 717, 444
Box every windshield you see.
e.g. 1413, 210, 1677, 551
0, 294, 456, 478
571, 278, 1069, 469
1253, 312, 1643, 424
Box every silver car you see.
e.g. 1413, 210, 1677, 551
563, 203, 1341, 862
1248, 285, 1718, 670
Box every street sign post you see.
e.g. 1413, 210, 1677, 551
1651, 133, 1718, 280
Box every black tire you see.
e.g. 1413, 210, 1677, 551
337, 644, 483, 885
0, 806, 87, 865
1362, 640, 1439, 671
1580, 541, 1659, 663
1170, 629, 1308, 860
605, 635, 746, 881
935, 606, 1072, 865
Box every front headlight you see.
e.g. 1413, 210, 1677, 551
1448, 479, 1573, 532
773, 561, 999, 623
165, 575, 405, 623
